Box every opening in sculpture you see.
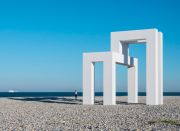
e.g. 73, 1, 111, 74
83, 29, 163, 105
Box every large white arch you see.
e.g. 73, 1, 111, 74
83, 52, 138, 105
111, 29, 163, 105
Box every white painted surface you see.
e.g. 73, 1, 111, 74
158, 32, 163, 104
83, 55, 94, 105
83, 29, 163, 105
128, 58, 138, 103
103, 55, 116, 105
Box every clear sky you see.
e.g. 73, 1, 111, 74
0, 0, 179, 92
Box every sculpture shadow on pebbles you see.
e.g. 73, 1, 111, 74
8, 97, 82, 105
9, 97, 145, 106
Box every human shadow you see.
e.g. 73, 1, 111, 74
8, 97, 82, 105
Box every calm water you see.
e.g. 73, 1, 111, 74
0, 92, 180, 97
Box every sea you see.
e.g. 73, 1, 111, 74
0, 92, 180, 97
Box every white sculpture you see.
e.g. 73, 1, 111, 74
83, 29, 163, 105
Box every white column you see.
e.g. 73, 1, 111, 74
103, 58, 116, 105
83, 57, 95, 105
158, 32, 163, 104
146, 30, 159, 105
128, 58, 138, 103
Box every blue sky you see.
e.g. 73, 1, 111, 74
0, 0, 179, 92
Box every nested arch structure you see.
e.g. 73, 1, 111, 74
83, 29, 163, 105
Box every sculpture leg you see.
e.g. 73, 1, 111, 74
158, 32, 163, 104
128, 58, 138, 103
83, 59, 95, 105
103, 58, 116, 105
146, 31, 159, 105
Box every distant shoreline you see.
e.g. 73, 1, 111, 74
0, 92, 180, 97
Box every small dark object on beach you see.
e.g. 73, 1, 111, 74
74, 90, 78, 100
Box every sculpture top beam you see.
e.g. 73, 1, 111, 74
111, 28, 162, 53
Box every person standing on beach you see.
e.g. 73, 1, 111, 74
74, 90, 78, 100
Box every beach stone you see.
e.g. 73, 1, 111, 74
0, 96, 180, 130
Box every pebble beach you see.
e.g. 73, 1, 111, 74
0, 96, 180, 130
